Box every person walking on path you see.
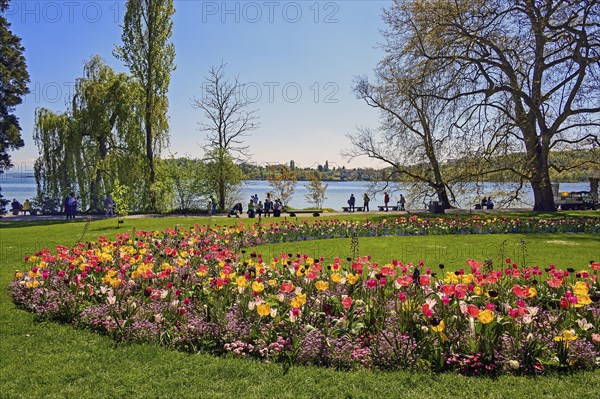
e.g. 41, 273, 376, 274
363, 193, 370, 212
399, 194, 406, 211
384, 192, 390, 211
104, 194, 115, 216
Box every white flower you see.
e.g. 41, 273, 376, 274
577, 318, 594, 331
508, 360, 520, 370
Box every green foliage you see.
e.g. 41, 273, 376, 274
112, 178, 131, 221
160, 156, 205, 211
304, 172, 328, 209
203, 148, 245, 211
268, 164, 297, 207
33, 56, 148, 213
0, 0, 30, 171
114, 0, 176, 206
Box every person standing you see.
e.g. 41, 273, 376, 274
69, 193, 77, 219
273, 199, 282, 217
363, 193, 370, 212
399, 194, 406, 211
64, 195, 71, 220
104, 194, 115, 216
348, 194, 356, 212
256, 200, 264, 219
384, 192, 390, 211
210, 195, 217, 214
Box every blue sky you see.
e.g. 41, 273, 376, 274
7, 0, 389, 174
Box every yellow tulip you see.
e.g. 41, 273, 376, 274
257, 303, 271, 317
291, 293, 307, 309
477, 309, 495, 324
236, 276, 248, 288
431, 320, 445, 332
252, 281, 265, 293
315, 281, 329, 291
347, 273, 360, 285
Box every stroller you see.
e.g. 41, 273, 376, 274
227, 203, 243, 218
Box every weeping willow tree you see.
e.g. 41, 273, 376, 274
34, 56, 146, 212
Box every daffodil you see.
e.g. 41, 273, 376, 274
554, 329, 578, 342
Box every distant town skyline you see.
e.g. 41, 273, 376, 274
6, 0, 390, 172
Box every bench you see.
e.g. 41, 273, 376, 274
285, 209, 323, 217
377, 205, 400, 211
342, 206, 364, 212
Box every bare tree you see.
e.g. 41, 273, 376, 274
387, 0, 600, 211
346, 59, 475, 209
192, 63, 259, 210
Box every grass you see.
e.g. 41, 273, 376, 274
1, 213, 599, 398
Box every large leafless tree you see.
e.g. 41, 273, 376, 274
192, 63, 259, 210
387, 0, 600, 211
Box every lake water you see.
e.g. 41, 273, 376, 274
0, 173, 591, 210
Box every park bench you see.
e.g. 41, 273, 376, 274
377, 205, 400, 211
342, 206, 364, 212
285, 209, 323, 217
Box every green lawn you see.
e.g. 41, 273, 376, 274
1, 214, 599, 399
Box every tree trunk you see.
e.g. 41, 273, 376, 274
435, 185, 451, 209
530, 170, 556, 211
89, 137, 108, 212
145, 95, 156, 210
218, 153, 225, 211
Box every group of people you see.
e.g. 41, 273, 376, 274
227, 194, 285, 218
10, 198, 32, 215
346, 192, 406, 212
478, 196, 494, 210
246, 194, 283, 218
8, 193, 116, 219
63, 192, 78, 219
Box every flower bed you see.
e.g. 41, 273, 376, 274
9, 221, 600, 375
237, 215, 600, 244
